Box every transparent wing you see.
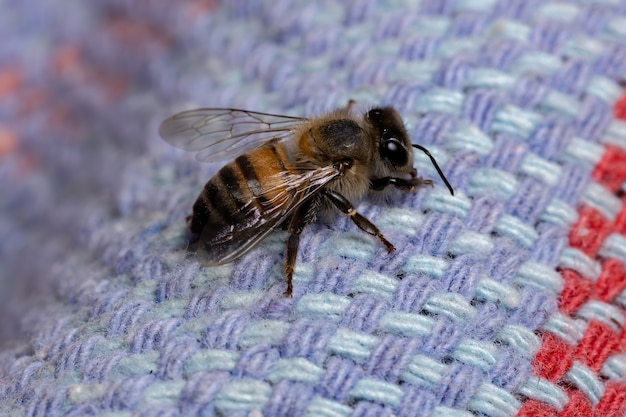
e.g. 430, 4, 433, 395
196, 165, 341, 265
158, 108, 306, 162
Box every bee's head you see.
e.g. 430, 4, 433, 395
367, 107, 414, 172
367, 106, 454, 196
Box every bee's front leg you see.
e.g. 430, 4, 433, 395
370, 170, 434, 192
323, 189, 395, 253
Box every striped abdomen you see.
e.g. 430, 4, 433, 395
188, 142, 299, 264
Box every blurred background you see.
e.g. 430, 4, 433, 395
0, 1, 229, 348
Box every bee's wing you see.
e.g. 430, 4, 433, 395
196, 165, 341, 265
158, 108, 306, 162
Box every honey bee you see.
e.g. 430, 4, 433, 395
159, 102, 454, 296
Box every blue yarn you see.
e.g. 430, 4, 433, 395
468, 168, 518, 199
601, 354, 626, 380
543, 312, 586, 346
559, 247, 602, 280
578, 300, 625, 330
468, 383, 521, 417
565, 361, 604, 405
582, 181, 623, 220
496, 324, 541, 357
517, 376, 569, 411
515, 261, 564, 294
600, 233, 626, 264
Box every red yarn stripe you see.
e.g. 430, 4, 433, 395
519, 93, 626, 416
574, 321, 620, 373
559, 269, 592, 315
569, 206, 613, 258
593, 146, 626, 193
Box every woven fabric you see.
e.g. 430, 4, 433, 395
2, 1, 626, 416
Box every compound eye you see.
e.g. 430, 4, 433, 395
381, 138, 408, 167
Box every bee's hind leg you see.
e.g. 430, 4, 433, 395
323, 189, 396, 253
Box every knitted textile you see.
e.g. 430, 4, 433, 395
2, 1, 626, 416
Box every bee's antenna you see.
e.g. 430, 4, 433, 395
412, 144, 454, 196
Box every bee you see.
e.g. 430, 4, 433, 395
159, 101, 454, 296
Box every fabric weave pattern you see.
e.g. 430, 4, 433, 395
1, 1, 626, 416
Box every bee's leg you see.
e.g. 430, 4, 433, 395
284, 235, 298, 297
370, 176, 433, 192
284, 200, 316, 297
323, 189, 396, 253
